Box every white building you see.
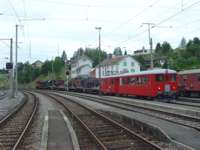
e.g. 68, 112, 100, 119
32, 60, 43, 68
70, 55, 93, 78
94, 55, 140, 78
133, 47, 149, 55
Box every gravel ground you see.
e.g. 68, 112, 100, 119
62, 93, 200, 150
0, 92, 24, 120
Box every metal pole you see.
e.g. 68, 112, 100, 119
98, 28, 101, 82
52, 58, 54, 79
95, 27, 102, 95
142, 23, 154, 69
10, 38, 14, 98
15, 25, 18, 96
147, 24, 153, 69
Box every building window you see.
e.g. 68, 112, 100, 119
131, 62, 134, 67
123, 61, 127, 66
131, 69, 135, 72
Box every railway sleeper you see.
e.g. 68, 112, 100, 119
92, 128, 121, 134
104, 140, 144, 149
95, 131, 127, 138
97, 134, 128, 141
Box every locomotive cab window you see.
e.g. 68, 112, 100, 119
156, 74, 165, 82
170, 74, 176, 82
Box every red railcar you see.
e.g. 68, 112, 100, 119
178, 69, 200, 97
100, 69, 178, 101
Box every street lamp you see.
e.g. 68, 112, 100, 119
95, 27, 102, 95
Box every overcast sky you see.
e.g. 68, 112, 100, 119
0, 0, 200, 68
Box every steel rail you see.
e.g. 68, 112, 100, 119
41, 92, 107, 150
0, 93, 27, 125
66, 92, 200, 132
12, 92, 38, 150
42, 92, 162, 150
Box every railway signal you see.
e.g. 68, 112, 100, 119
6, 62, 13, 70
66, 71, 70, 76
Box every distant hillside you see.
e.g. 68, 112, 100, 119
25, 67, 67, 89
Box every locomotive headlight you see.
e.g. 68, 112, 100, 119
158, 86, 161, 91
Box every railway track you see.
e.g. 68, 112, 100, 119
0, 91, 7, 100
0, 92, 38, 150
174, 100, 200, 108
65, 92, 200, 132
41, 91, 162, 150
179, 97, 200, 102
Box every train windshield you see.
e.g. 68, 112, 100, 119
156, 74, 176, 82
170, 74, 177, 82
156, 74, 165, 82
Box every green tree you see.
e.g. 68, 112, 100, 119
41, 60, 52, 75
186, 37, 200, 57
155, 43, 162, 53
113, 47, 122, 56
53, 57, 64, 75
162, 41, 172, 55
179, 37, 186, 49
124, 50, 127, 55
84, 48, 107, 67
18, 62, 33, 83
32, 68, 40, 80
61, 50, 67, 63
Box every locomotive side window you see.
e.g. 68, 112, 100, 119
156, 74, 165, 82
142, 76, 148, 84
128, 76, 148, 85
120, 78, 126, 85
197, 74, 200, 81
183, 75, 187, 80
111, 79, 114, 85
129, 77, 137, 85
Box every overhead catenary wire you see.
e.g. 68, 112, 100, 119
156, 0, 200, 26
34, 0, 158, 8
0, 41, 10, 48
112, 0, 200, 48
104, 0, 161, 36
7, 0, 21, 23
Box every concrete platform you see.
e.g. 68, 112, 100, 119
46, 110, 78, 150
105, 95, 200, 117
60, 93, 200, 150
0, 92, 24, 120
75, 93, 200, 118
